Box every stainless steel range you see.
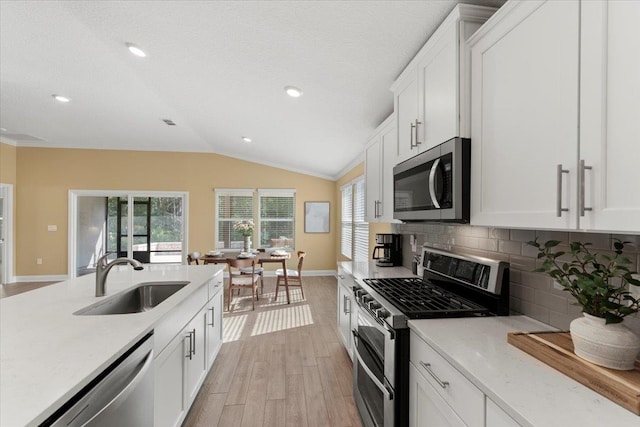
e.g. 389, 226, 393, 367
352, 246, 509, 427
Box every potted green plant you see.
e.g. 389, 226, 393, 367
528, 238, 640, 370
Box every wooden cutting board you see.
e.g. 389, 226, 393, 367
507, 331, 640, 415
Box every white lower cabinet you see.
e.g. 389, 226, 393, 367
154, 275, 224, 427
185, 306, 207, 405
410, 331, 484, 427
337, 266, 355, 358
206, 290, 223, 369
409, 362, 466, 427
154, 331, 187, 427
486, 398, 521, 427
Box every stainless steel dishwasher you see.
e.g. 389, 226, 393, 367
41, 332, 154, 427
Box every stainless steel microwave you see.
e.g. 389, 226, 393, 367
393, 137, 470, 222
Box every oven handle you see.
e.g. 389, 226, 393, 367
352, 330, 394, 401
428, 158, 441, 208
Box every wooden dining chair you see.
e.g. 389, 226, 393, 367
227, 257, 261, 311
187, 251, 201, 265
275, 251, 306, 300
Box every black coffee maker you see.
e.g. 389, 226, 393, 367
372, 234, 402, 267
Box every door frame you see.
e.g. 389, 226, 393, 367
68, 190, 189, 279
0, 183, 14, 284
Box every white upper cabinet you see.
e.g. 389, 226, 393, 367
469, 0, 580, 230
392, 4, 496, 164
579, 0, 640, 232
365, 115, 397, 223
470, 0, 640, 233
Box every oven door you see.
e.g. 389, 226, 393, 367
352, 306, 395, 427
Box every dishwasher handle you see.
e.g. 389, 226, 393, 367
83, 347, 154, 424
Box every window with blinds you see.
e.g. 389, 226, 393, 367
353, 179, 369, 261
341, 177, 368, 260
215, 189, 253, 250
341, 184, 353, 258
258, 190, 295, 249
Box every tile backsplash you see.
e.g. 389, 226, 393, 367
391, 223, 640, 336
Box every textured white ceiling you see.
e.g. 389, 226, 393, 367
0, 0, 504, 179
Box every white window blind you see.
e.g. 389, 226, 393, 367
341, 184, 353, 258
215, 189, 253, 250
341, 177, 368, 260
353, 179, 369, 261
258, 189, 295, 249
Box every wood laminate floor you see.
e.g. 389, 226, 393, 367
0, 281, 58, 298
183, 275, 362, 427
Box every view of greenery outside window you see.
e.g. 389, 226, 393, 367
341, 177, 368, 261
106, 196, 183, 263
215, 190, 254, 250
258, 190, 295, 250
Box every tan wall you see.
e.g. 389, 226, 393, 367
0, 142, 17, 185
15, 147, 337, 276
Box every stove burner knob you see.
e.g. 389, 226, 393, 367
368, 301, 380, 311
376, 309, 390, 319
361, 294, 372, 303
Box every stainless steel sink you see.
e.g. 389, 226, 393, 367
74, 281, 190, 315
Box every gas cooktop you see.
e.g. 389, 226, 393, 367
362, 277, 489, 319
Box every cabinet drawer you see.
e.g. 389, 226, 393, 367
410, 330, 484, 427
208, 273, 223, 299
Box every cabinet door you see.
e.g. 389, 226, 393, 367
365, 138, 382, 222
470, 0, 579, 229
379, 122, 398, 222
409, 362, 466, 427
337, 280, 352, 355
154, 332, 186, 427
206, 291, 223, 369
185, 307, 207, 405
395, 71, 420, 163
420, 21, 459, 151
486, 398, 520, 427
580, 0, 640, 232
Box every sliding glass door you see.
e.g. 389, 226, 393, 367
70, 191, 187, 278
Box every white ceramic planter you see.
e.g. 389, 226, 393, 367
570, 313, 640, 370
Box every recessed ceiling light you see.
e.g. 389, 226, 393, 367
242, 136, 252, 143
126, 42, 147, 58
52, 94, 71, 103
284, 86, 303, 98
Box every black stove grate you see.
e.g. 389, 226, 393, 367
362, 277, 490, 319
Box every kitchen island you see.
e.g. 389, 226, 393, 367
0, 264, 224, 427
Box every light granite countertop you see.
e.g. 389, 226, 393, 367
338, 261, 416, 280
409, 316, 639, 427
0, 264, 224, 427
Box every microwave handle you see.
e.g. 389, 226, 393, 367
428, 158, 441, 209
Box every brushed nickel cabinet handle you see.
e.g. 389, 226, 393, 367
419, 361, 449, 389
185, 331, 193, 360
208, 307, 215, 327
410, 122, 416, 148
556, 164, 569, 217
579, 159, 593, 217
414, 119, 422, 147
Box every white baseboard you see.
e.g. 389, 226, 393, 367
14, 275, 69, 283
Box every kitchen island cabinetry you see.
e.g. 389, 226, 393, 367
486, 398, 520, 427
470, 0, 640, 233
365, 114, 396, 223
155, 272, 223, 427
392, 4, 495, 163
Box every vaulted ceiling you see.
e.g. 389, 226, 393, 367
0, 0, 504, 179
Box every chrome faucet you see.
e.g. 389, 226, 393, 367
95, 253, 144, 297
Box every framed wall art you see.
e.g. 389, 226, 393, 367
304, 201, 330, 233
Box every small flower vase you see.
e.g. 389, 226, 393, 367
243, 236, 251, 252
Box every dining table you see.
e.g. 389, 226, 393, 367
199, 251, 294, 304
